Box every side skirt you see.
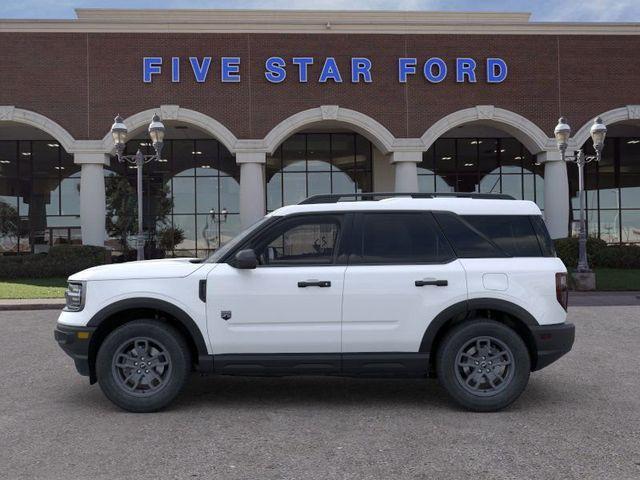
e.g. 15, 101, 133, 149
207, 352, 430, 378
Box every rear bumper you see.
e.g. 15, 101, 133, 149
54, 324, 95, 377
530, 322, 575, 371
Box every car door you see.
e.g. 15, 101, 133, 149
341, 212, 468, 360
206, 213, 349, 359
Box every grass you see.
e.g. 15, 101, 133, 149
594, 269, 640, 291
0, 278, 67, 299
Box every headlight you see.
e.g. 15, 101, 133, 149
64, 282, 85, 312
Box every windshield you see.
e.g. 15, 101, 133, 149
205, 216, 273, 263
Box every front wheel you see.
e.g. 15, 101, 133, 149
436, 319, 530, 412
96, 320, 191, 412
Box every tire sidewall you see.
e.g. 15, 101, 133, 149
436, 320, 531, 412
96, 320, 190, 413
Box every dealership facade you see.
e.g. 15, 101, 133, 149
1, 9, 640, 256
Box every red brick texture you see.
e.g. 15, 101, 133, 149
1, 32, 639, 142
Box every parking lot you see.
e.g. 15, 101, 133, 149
1, 307, 639, 480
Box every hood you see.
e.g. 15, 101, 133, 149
68, 258, 206, 281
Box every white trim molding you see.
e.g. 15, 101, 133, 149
421, 106, 553, 154
0, 106, 76, 153
571, 105, 640, 149
263, 106, 397, 155
100, 105, 239, 154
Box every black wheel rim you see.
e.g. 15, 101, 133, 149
454, 336, 515, 397
111, 337, 172, 397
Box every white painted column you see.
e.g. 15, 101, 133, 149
390, 151, 421, 192
75, 152, 110, 246
237, 151, 266, 229
538, 151, 569, 239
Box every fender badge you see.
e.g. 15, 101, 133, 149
221, 311, 232, 321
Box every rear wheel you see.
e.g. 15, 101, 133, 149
96, 320, 191, 412
436, 319, 530, 412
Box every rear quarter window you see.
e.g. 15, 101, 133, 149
461, 215, 548, 257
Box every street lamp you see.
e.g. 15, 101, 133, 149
202, 207, 229, 251
110, 113, 166, 261
554, 116, 607, 273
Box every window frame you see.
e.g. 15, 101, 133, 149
349, 211, 457, 266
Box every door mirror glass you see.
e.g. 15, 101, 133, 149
233, 249, 258, 269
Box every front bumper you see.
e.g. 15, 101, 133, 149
54, 324, 95, 377
530, 322, 575, 371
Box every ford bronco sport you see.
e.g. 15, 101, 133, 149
55, 193, 574, 412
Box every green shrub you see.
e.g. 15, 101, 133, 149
0, 245, 109, 279
553, 237, 607, 268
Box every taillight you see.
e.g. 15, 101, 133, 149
556, 272, 568, 311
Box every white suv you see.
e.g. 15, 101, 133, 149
55, 193, 574, 413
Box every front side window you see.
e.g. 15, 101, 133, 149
256, 217, 341, 266
358, 213, 454, 264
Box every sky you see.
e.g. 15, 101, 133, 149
1, 0, 640, 22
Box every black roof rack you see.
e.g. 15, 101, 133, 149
298, 192, 515, 205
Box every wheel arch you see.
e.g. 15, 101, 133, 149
420, 299, 539, 372
86, 298, 211, 383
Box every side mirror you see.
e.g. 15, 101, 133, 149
233, 249, 258, 269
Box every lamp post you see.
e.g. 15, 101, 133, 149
202, 207, 229, 251
110, 114, 166, 261
554, 116, 607, 273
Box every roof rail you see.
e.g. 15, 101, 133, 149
298, 192, 515, 204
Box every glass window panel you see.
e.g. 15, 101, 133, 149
196, 176, 219, 214
463, 215, 542, 257
456, 139, 478, 172
198, 212, 220, 252
479, 174, 501, 194
535, 174, 544, 210
435, 139, 456, 175
0, 178, 18, 207
621, 210, 640, 243
621, 184, 640, 208
308, 172, 331, 197
599, 210, 620, 243
436, 175, 454, 192
352, 170, 372, 193
282, 173, 307, 205
260, 219, 339, 266
455, 174, 479, 193
31, 178, 59, 215
418, 175, 435, 193
523, 174, 535, 202
266, 147, 282, 179
32, 141, 59, 177
355, 135, 372, 170
598, 188, 619, 209
46, 216, 81, 227
51, 227, 69, 246
419, 147, 435, 174
267, 172, 283, 212
501, 175, 523, 199
18, 141, 32, 178
331, 171, 356, 194
60, 150, 80, 177
307, 134, 331, 171
172, 215, 196, 252
195, 139, 219, 173
478, 138, 498, 173
332, 134, 355, 172
500, 138, 523, 171
60, 177, 80, 215
219, 176, 240, 214
620, 138, 640, 174
282, 135, 305, 172
172, 177, 195, 214
219, 146, 239, 180
220, 214, 241, 248
172, 140, 195, 176
0, 141, 18, 177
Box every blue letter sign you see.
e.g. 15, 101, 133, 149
487, 58, 508, 83
265, 56, 287, 83
143, 57, 162, 83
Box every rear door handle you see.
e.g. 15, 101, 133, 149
415, 279, 448, 287
298, 280, 331, 288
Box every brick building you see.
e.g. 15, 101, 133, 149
1, 9, 639, 255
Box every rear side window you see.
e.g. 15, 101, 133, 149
462, 215, 543, 257
530, 215, 556, 257
359, 213, 454, 264
433, 212, 506, 258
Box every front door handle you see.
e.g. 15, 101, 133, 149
415, 279, 448, 287
298, 280, 331, 288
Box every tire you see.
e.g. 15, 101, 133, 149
436, 319, 530, 412
96, 320, 191, 413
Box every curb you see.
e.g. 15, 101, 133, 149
0, 301, 65, 312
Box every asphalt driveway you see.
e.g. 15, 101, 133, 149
0, 307, 639, 480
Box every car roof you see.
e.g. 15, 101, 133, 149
269, 197, 542, 217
